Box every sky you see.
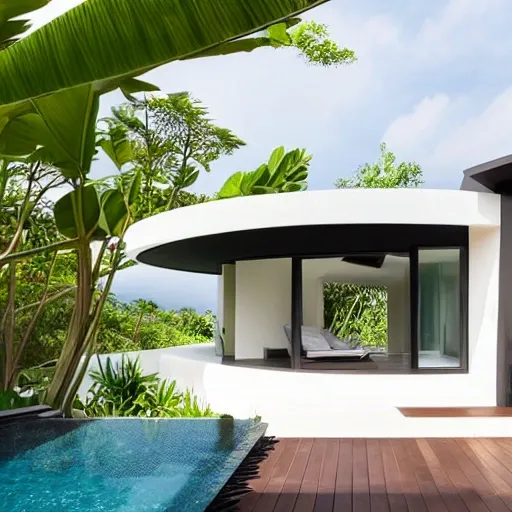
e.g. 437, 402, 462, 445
30, 0, 512, 312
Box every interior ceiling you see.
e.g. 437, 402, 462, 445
312, 255, 410, 286
136, 224, 468, 275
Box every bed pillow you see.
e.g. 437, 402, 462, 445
321, 330, 351, 350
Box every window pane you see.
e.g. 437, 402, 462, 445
418, 248, 461, 368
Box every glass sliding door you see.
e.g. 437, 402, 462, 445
416, 248, 465, 368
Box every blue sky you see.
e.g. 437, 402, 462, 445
34, 0, 512, 312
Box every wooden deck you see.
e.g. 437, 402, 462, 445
399, 407, 512, 417
237, 438, 512, 512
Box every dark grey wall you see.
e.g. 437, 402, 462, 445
498, 195, 512, 405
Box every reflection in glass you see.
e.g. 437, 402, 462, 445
418, 249, 461, 368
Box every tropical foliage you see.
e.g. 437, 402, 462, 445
99, 92, 244, 218
323, 283, 388, 348
75, 355, 215, 418
217, 146, 311, 198
335, 142, 423, 189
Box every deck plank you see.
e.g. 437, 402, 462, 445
294, 439, 326, 512
333, 438, 353, 512
238, 438, 289, 512
380, 439, 409, 512
405, 438, 450, 512
352, 438, 371, 512
313, 438, 339, 512
367, 438, 391, 512
273, 438, 314, 512
252, 439, 301, 512
392, 438, 429, 512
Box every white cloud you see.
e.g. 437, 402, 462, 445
413, 0, 505, 65
381, 87, 512, 185
383, 94, 450, 157
429, 87, 512, 172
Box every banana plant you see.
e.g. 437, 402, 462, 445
0, 0, 329, 109
217, 146, 311, 198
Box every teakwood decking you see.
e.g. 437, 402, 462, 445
237, 437, 512, 512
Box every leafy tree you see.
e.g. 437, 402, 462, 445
217, 146, 311, 198
0, 161, 71, 390
131, 299, 159, 344
335, 143, 423, 189
99, 93, 244, 217
290, 21, 357, 66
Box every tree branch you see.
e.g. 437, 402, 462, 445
14, 286, 76, 315
0, 238, 79, 266
8, 252, 59, 387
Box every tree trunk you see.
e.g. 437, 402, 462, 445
132, 311, 144, 344
44, 241, 92, 410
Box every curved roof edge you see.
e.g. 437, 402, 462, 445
125, 188, 500, 264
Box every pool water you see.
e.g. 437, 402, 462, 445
0, 418, 266, 512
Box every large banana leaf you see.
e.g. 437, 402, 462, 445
0, 78, 157, 175
0, 0, 328, 107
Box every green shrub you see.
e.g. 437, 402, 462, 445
76, 356, 216, 418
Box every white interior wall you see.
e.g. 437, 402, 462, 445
387, 268, 410, 354
235, 258, 291, 359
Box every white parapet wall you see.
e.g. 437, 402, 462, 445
80, 343, 512, 438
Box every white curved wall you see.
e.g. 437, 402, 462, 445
125, 189, 501, 260
79, 342, 512, 438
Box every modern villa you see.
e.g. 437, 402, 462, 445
124, 154, 512, 437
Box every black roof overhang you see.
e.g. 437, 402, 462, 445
136, 223, 469, 275
461, 154, 512, 193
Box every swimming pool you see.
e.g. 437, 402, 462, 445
0, 417, 266, 512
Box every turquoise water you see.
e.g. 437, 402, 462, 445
0, 418, 265, 512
